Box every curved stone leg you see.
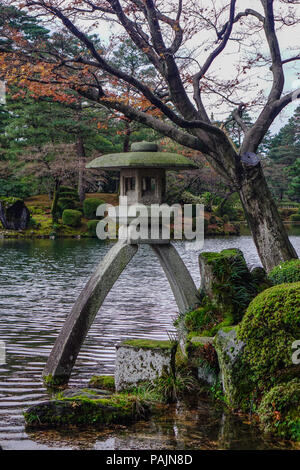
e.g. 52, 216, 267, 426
151, 243, 200, 314
43, 240, 138, 385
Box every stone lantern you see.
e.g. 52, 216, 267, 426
86, 141, 197, 206
43, 142, 200, 386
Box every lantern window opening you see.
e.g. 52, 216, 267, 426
124, 177, 136, 195
142, 176, 156, 196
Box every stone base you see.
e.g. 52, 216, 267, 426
115, 339, 177, 392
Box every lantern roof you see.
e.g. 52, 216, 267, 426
86, 141, 198, 171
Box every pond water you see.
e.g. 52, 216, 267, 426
0, 235, 299, 450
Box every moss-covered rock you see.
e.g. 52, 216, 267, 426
199, 249, 258, 325
258, 379, 300, 441
88, 375, 115, 391
238, 282, 300, 389
214, 328, 252, 410
0, 197, 30, 230
268, 259, 300, 285
24, 390, 150, 429
62, 209, 82, 227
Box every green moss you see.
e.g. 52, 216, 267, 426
24, 393, 149, 428
0, 196, 23, 207
121, 339, 175, 350
238, 282, 300, 389
258, 379, 300, 441
88, 375, 115, 391
268, 259, 300, 285
201, 248, 241, 263
42, 374, 68, 387
221, 325, 238, 333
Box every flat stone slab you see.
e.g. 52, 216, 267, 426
24, 388, 150, 428
115, 339, 177, 392
61, 388, 111, 399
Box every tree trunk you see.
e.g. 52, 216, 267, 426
238, 165, 297, 272
123, 123, 131, 152
77, 135, 86, 204
51, 181, 60, 224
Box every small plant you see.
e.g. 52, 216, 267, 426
152, 371, 199, 403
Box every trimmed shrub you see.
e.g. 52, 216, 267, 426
238, 282, 300, 387
87, 219, 99, 237
258, 379, 300, 441
268, 259, 300, 285
59, 191, 79, 201
83, 198, 105, 219
291, 213, 300, 224
57, 197, 77, 216
279, 208, 298, 220
62, 209, 82, 227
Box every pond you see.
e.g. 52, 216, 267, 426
0, 235, 299, 450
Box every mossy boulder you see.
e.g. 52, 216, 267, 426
199, 249, 258, 325
238, 282, 300, 389
258, 379, 300, 441
88, 375, 115, 391
186, 336, 219, 386
62, 209, 82, 227
0, 197, 30, 230
214, 328, 251, 410
268, 259, 300, 285
83, 198, 105, 219
24, 388, 150, 429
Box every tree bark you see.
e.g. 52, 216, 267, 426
238, 164, 297, 272
77, 135, 86, 204
123, 120, 131, 153
51, 180, 60, 224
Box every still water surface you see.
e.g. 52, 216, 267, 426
0, 235, 299, 450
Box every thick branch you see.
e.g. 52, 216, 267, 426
193, 0, 237, 121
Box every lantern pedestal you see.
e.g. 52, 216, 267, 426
43, 239, 200, 386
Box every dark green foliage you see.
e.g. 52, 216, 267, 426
238, 282, 300, 388
62, 209, 82, 227
57, 197, 77, 215
202, 249, 258, 323
258, 379, 300, 441
268, 259, 300, 285
83, 198, 105, 219
87, 219, 99, 237
291, 213, 300, 223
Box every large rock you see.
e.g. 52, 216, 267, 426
214, 328, 251, 409
24, 387, 149, 428
0, 197, 30, 230
199, 248, 258, 324
115, 339, 177, 391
